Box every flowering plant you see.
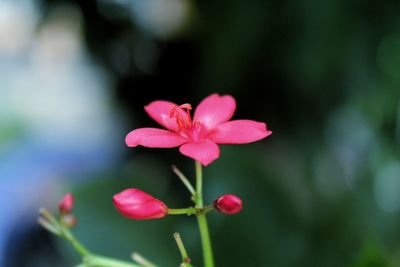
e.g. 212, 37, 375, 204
38, 93, 271, 266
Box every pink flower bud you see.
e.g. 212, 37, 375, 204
112, 188, 168, 220
213, 194, 242, 214
59, 193, 74, 214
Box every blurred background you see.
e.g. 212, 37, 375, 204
1, 0, 400, 266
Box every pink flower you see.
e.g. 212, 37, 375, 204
59, 193, 74, 214
213, 194, 242, 214
126, 94, 272, 166
113, 188, 168, 220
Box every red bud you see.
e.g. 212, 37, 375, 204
213, 194, 242, 214
113, 188, 168, 220
59, 193, 74, 214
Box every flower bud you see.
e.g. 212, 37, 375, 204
61, 214, 77, 228
59, 193, 74, 214
113, 188, 168, 220
213, 194, 242, 214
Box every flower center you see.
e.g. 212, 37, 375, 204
169, 103, 203, 141
169, 103, 192, 129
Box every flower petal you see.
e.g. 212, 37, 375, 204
194, 94, 236, 129
210, 120, 272, 144
144, 100, 181, 131
179, 140, 220, 166
126, 128, 187, 148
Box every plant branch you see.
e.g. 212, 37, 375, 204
171, 165, 196, 196
168, 207, 196, 215
174, 233, 193, 267
194, 161, 214, 267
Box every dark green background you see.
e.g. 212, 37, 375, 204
14, 0, 400, 266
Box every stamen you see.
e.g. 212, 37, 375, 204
179, 104, 192, 127
169, 104, 193, 130
179, 103, 192, 110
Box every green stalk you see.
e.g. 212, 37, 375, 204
62, 229, 141, 267
194, 161, 214, 267
61, 227, 91, 257
168, 207, 196, 215
195, 162, 203, 206
171, 165, 196, 196
173, 232, 192, 266
38, 208, 147, 267
84, 255, 142, 267
132, 252, 157, 267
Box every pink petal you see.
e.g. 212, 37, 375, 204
179, 140, 220, 166
144, 100, 181, 131
210, 120, 272, 144
194, 94, 236, 129
126, 128, 187, 148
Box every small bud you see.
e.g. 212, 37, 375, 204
213, 194, 242, 214
59, 193, 74, 214
61, 214, 77, 228
113, 188, 168, 220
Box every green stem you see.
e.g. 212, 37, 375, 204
202, 205, 215, 214
38, 208, 90, 257
171, 165, 196, 196
194, 161, 214, 267
195, 161, 203, 206
85, 254, 142, 267
62, 227, 91, 257
168, 207, 196, 215
38, 208, 147, 267
174, 233, 193, 267
37, 217, 61, 235
39, 208, 61, 230
174, 233, 189, 260
132, 252, 157, 267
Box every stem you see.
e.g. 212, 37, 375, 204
194, 161, 214, 267
174, 233, 193, 267
39, 208, 60, 229
171, 165, 196, 196
132, 252, 157, 267
85, 254, 142, 267
202, 205, 215, 214
38, 208, 90, 257
38, 209, 148, 267
197, 215, 213, 267
174, 233, 189, 260
37, 217, 61, 235
62, 227, 91, 257
195, 161, 203, 207
168, 207, 196, 215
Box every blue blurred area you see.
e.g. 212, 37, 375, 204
1, 0, 400, 266
0, 1, 126, 266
